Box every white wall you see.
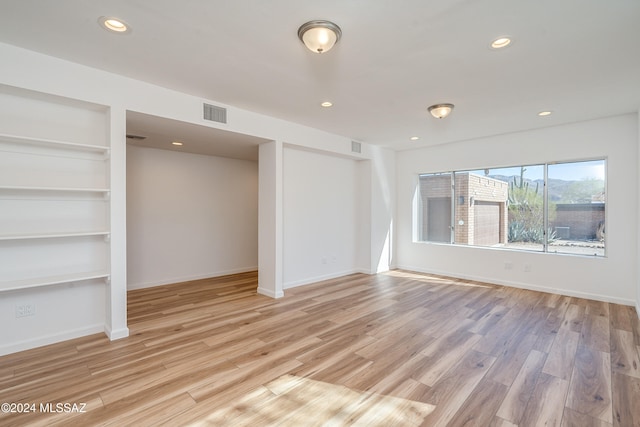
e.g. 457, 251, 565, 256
283, 147, 363, 288
397, 114, 638, 305
127, 145, 258, 289
637, 112, 640, 317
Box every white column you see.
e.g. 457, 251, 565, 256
258, 140, 284, 298
369, 146, 396, 273
105, 106, 130, 339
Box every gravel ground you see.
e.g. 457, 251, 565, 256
503, 240, 605, 256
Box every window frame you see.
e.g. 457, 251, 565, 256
415, 157, 607, 258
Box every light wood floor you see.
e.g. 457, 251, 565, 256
1, 270, 640, 426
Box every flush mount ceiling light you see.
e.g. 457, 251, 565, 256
298, 20, 342, 53
490, 36, 512, 49
428, 104, 454, 119
98, 16, 131, 34
320, 101, 333, 107
171, 141, 183, 146
410, 136, 420, 141
538, 111, 552, 117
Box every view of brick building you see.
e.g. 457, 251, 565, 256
419, 173, 508, 245
550, 203, 605, 240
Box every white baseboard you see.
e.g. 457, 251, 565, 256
104, 325, 129, 340
257, 286, 284, 299
127, 267, 258, 290
396, 264, 637, 307
0, 324, 104, 357
283, 269, 363, 290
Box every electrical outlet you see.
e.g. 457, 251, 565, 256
321, 257, 327, 265
504, 262, 513, 270
524, 264, 532, 273
15, 304, 36, 318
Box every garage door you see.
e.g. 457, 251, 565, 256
474, 201, 500, 246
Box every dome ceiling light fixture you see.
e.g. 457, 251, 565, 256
428, 103, 455, 119
298, 20, 342, 53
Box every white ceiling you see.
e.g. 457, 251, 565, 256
126, 111, 268, 161
1, 0, 639, 154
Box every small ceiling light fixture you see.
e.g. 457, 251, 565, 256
410, 136, 420, 141
171, 141, 184, 146
98, 16, 131, 34
428, 103, 455, 119
538, 111, 552, 117
298, 20, 342, 53
320, 101, 333, 107
490, 36, 512, 49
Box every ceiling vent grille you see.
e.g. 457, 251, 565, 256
203, 103, 227, 124
351, 141, 362, 154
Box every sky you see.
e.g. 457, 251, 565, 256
467, 160, 605, 182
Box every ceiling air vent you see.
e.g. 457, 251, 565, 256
203, 103, 227, 124
126, 134, 147, 140
351, 141, 362, 154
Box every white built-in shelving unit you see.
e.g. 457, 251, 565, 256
0, 94, 111, 294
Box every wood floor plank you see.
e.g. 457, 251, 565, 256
610, 328, 640, 379
446, 378, 508, 427
581, 313, 611, 352
562, 407, 613, 427
566, 345, 613, 424
611, 372, 640, 427
415, 332, 482, 387
487, 331, 538, 386
609, 303, 633, 332
490, 417, 519, 427
420, 350, 497, 427
586, 300, 610, 317
562, 303, 586, 332
631, 308, 640, 346
0, 270, 636, 426
542, 328, 580, 380
467, 304, 510, 335
496, 349, 547, 424
519, 373, 569, 427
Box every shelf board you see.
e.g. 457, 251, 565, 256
0, 271, 110, 293
0, 133, 108, 152
0, 185, 110, 193
0, 231, 110, 241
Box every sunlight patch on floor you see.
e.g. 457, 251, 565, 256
191, 374, 435, 426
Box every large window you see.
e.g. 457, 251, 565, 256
417, 159, 606, 256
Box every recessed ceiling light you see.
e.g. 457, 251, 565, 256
410, 136, 419, 141
490, 37, 511, 49
98, 16, 131, 34
538, 111, 552, 117
321, 101, 333, 107
172, 141, 183, 146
